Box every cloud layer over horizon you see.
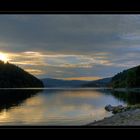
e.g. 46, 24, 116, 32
0, 15, 140, 80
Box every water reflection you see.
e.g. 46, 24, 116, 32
110, 90, 140, 105
0, 88, 140, 125
0, 88, 124, 125
0, 89, 42, 112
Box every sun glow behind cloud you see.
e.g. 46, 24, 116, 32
0, 51, 109, 80
0, 52, 10, 63
1, 50, 139, 80
2, 51, 113, 78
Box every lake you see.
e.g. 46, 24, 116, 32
0, 88, 139, 125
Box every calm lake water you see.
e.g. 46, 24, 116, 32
0, 88, 139, 125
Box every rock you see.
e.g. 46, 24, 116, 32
105, 105, 114, 112
105, 104, 125, 114
112, 107, 123, 114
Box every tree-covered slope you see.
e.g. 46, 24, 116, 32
0, 61, 44, 88
81, 77, 112, 87
111, 65, 140, 88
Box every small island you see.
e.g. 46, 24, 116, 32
0, 60, 44, 88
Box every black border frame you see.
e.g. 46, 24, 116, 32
0, 1, 140, 133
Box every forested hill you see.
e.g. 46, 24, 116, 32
0, 61, 44, 88
81, 77, 112, 87
111, 65, 140, 88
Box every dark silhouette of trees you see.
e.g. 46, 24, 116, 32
0, 89, 42, 111
111, 91, 140, 105
0, 60, 44, 88
111, 65, 140, 88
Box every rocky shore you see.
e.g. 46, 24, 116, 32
88, 104, 140, 126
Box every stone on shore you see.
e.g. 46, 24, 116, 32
88, 104, 140, 125
105, 104, 125, 114
88, 108, 140, 126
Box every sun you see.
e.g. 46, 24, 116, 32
0, 53, 9, 63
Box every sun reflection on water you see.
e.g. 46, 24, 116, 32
0, 89, 124, 125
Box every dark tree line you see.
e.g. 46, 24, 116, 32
0, 60, 44, 88
111, 65, 140, 88
0, 89, 42, 111
110, 91, 140, 105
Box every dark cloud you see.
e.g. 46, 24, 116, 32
0, 15, 140, 79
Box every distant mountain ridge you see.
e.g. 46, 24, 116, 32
42, 77, 112, 88
42, 78, 89, 87
81, 77, 112, 87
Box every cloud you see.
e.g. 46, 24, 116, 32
25, 69, 45, 75
0, 15, 140, 79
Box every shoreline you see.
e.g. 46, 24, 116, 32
88, 109, 140, 125
88, 105, 140, 126
111, 88, 140, 92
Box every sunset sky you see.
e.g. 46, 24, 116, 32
0, 15, 140, 80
